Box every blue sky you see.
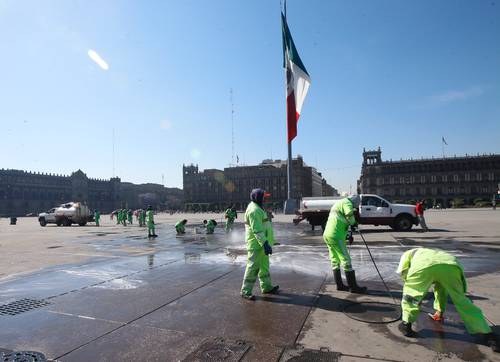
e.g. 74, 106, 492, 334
1, 1, 499, 193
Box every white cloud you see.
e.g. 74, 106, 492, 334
429, 86, 484, 105
190, 148, 201, 159
160, 119, 172, 130
88, 49, 109, 70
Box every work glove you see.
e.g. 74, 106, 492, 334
347, 230, 354, 245
263, 241, 273, 255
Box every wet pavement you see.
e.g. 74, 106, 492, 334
1, 210, 500, 361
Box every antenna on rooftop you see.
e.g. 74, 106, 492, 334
230, 88, 235, 167
112, 128, 115, 178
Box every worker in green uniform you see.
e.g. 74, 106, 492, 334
323, 195, 366, 293
137, 209, 144, 227
175, 219, 187, 235
397, 248, 499, 351
203, 219, 217, 234
127, 209, 133, 225
116, 209, 122, 225
122, 209, 127, 226
147, 205, 157, 237
94, 209, 100, 227
224, 205, 237, 232
240, 188, 279, 300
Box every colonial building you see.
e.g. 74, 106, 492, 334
0, 169, 183, 217
358, 148, 500, 207
183, 156, 338, 211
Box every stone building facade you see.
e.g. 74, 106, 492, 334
183, 156, 337, 211
358, 148, 500, 207
0, 169, 183, 217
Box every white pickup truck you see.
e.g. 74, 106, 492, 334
293, 194, 418, 231
38, 202, 93, 227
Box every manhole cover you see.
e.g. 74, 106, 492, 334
280, 348, 340, 361
1, 351, 47, 362
343, 301, 401, 324
183, 338, 250, 361
0, 299, 50, 316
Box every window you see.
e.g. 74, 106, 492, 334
488, 172, 494, 181
361, 196, 382, 207
453, 174, 459, 182
464, 173, 470, 181
442, 175, 447, 182
420, 175, 426, 183
431, 175, 436, 183
477, 173, 482, 181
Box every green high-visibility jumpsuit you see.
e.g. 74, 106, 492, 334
225, 208, 237, 231
241, 201, 275, 297
95, 211, 100, 227
397, 248, 491, 334
139, 210, 146, 227
117, 210, 122, 225
206, 219, 216, 234
122, 210, 127, 226
323, 198, 356, 271
175, 221, 185, 234
147, 209, 155, 236
128, 211, 133, 225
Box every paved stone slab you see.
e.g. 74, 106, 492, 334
134, 268, 325, 346
0, 309, 120, 360
59, 325, 204, 362
46, 263, 235, 323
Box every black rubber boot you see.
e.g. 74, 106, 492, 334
398, 322, 417, 338
346, 270, 367, 294
333, 269, 349, 291
263, 285, 280, 294
241, 293, 255, 301
485, 333, 500, 353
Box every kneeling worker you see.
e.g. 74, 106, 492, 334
240, 188, 279, 300
176, 219, 187, 235
397, 247, 498, 352
203, 219, 217, 234
323, 195, 366, 293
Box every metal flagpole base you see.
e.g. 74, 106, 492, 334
284, 198, 298, 215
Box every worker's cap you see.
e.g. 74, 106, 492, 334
250, 188, 265, 205
348, 194, 361, 208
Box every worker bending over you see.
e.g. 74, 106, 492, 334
323, 195, 366, 293
240, 188, 279, 300
203, 219, 217, 234
397, 247, 498, 352
176, 219, 187, 235
224, 205, 237, 232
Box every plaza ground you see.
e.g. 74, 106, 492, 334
0, 209, 499, 361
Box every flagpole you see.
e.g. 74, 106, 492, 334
283, 0, 296, 214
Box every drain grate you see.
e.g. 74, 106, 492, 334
0, 351, 47, 362
280, 348, 340, 362
183, 338, 250, 361
0, 298, 50, 316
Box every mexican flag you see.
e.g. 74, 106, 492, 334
282, 12, 311, 143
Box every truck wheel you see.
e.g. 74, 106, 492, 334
321, 223, 327, 232
56, 220, 62, 227
78, 222, 87, 226
63, 218, 71, 227
39, 218, 47, 227
394, 215, 413, 231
